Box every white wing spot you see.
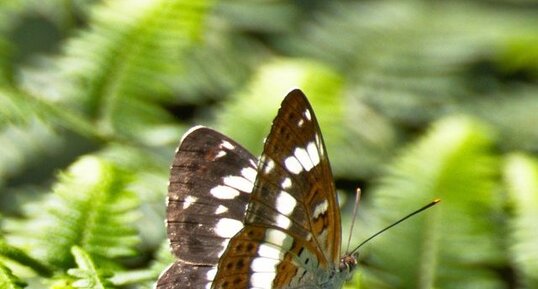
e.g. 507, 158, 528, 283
250, 272, 276, 289
265, 229, 292, 250
183, 195, 198, 209
258, 243, 282, 259
315, 133, 321, 147
210, 185, 240, 199
307, 142, 320, 167
251, 257, 279, 272
215, 205, 228, 214
221, 140, 235, 150
215, 218, 243, 238
304, 109, 312, 121
281, 177, 292, 189
264, 158, 275, 174
284, 156, 303, 174
249, 159, 257, 167
206, 267, 217, 280
241, 167, 257, 183
275, 214, 292, 229
313, 200, 329, 218
276, 191, 296, 215
294, 147, 314, 171
314, 133, 325, 157
223, 175, 254, 192
214, 150, 227, 159
298, 118, 305, 127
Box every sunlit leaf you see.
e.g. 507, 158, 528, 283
504, 153, 538, 288
360, 116, 504, 289
5, 156, 139, 270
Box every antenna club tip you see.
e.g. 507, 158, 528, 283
349, 198, 440, 254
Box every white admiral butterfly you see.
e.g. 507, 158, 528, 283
156, 89, 438, 289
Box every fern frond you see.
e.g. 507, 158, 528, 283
215, 59, 395, 178
5, 156, 139, 270
0, 88, 105, 142
504, 153, 538, 288
66, 246, 116, 289
173, 31, 266, 101
109, 269, 157, 289
360, 116, 504, 289
0, 118, 63, 188
286, 1, 538, 150
0, 262, 26, 289
0, 38, 10, 84
0, 90, 39, 127
21, 0, 214, 143
217, 59, 344, 155
109, 241, 173, 288
0, 89, 58, 128
464, 89, 538, 152
5, 0, 215, 145
0, 239, 51, 277
94, 143, 170, 251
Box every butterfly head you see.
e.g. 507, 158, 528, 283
339, 253, 358, 275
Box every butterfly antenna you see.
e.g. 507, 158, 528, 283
345, 188, 362, 254
349, 199, 441, 255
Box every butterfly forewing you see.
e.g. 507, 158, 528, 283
211, 90, 341, 289
163, 126, 257, 269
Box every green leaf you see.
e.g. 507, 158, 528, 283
109, 241, 173, 288
217, 58, 344, 155
286, 1, 538, 151
0, 239, 52, 277
0, 116, 64, 191
215, 58, 394, 178
504, 153, 538, 288
5, 156, 139, 270
66, 246, 115, 289
0, 89, 36, 126
360, 116, 504, 289
0, 262, 26, 289
21, 0, 215, 144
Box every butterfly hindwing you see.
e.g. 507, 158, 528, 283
211, 89, 341, 289
165, 126, 257, 266
156, 261, 215, 289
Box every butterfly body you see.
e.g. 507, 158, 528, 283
157, 89, 357, 289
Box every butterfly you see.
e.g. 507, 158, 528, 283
156, 89, 358, 289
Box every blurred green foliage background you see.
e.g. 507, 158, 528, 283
0, 0, 537, 288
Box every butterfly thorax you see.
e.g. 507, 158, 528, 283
312, 254, 358, 289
